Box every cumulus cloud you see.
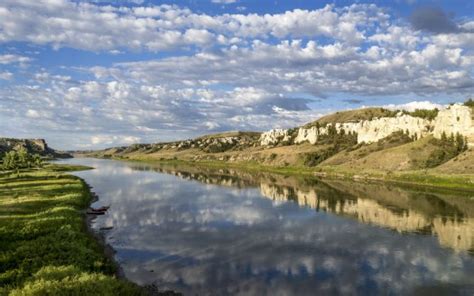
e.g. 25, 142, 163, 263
383, 101, 445, 112
0, 1, 473, 149
0, 1, 387, 51
0, 54, 31, 64
409, 6, 460, 34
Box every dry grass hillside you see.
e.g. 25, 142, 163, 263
320, 136, 442, 172
433, 149, 474, 174
305, 107, 397, 127
196, 131, 261, 140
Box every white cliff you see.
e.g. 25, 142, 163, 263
262, 104, 474, 146
294, 126, 321, 144
259, 129, 291, 146
433, 104, 474, 146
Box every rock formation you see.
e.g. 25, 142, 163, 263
433, 104, 474, 144
259, 129, 291, 146
0, 138, 71, 158
261, 104, 474, 147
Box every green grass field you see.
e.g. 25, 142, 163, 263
0, 164, 143, 296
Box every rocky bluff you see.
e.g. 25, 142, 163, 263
0, 138, 71, 158
260, 104, 474, 147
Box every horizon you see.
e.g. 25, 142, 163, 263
7, 100, 469, 152
1, 0, 473, 150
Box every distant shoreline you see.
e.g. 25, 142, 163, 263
92, 156, 474, 194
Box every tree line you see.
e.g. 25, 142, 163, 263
1, 147, 43, 174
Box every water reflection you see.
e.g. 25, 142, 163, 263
62, 158, 474, 295
131, 162, 474, 254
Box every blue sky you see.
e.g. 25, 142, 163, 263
0, 0, 473, 149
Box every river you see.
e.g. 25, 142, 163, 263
59, 158, 474, 295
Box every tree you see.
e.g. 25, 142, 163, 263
455, 133, 465, 152
1, 149, 43, 177
17, 147, 31, 168
464, 98, 474, 108
440, 131, 448, 143
33, 154, 43, 168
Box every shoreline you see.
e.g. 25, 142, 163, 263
0, 164, 143, 295
76, 168, 181, 296
105, 156, 474, 194
83, 184, 126, 280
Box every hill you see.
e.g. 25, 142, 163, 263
305, 107, 397, 127
0, 138, 71, 159
79, 102, 474, 181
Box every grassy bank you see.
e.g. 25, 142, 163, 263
0, 164, 143, 295
115, 156, 474, 193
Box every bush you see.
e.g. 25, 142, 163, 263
464, 98, 474, 108
404, 108, 439, 120
302, 126, 358, 167
424, 132, 468, 168
303, 147, 338, 167
2, 148, 42, 171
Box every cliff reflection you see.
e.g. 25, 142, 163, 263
130, 162, 474, 254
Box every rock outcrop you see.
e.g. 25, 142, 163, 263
0, 138, 71, 158
108, 132, 260, 156
259, 129, 291, 146
433, 104, 474, 145
261, 104, 474, 147
294, 127, 320, 144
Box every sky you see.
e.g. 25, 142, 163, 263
0, 0, 473, 150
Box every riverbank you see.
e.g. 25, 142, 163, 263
111, 156, 474, 193
0, 164, 144, 295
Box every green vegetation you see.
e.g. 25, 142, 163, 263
1, 148, 43, 176
303, 127, 358, 167
0, 165, 143, 295
306, 107, 398, 127
464, 98, 474, 108
425, 132, 468, 168
403, 108, 439, 120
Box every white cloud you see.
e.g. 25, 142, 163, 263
91, 135, 140, 146
26, 109, 40, 118
0, 71, 13, 80
0, 1, 472, 149
0, 54, 31, 64
383, 101, 445, 112
0, 2, 388, 51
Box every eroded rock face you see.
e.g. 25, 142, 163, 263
259, 129, 291, 146
294, 127, 320, 144
262, 104, 474, 146
433, 104, 474, 145
352, 115, 430, 144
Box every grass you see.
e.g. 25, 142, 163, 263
119, 156, 474, 193
0, 164, 144, 296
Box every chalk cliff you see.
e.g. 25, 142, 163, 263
259, 129, 291, 146
260, 104, 474, 147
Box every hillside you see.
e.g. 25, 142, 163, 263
0, 138, 71, 159
305, 107, 397, 127
321, 136, 445, 171
80, 102, 474, 178
433, 150, 474, 174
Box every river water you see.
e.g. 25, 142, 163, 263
59, 158, 474, 295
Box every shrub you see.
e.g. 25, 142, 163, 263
424, 132, 468, 168
2, 148, 43, 172
464, 98, 474, 108
403, 108, 439, 120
